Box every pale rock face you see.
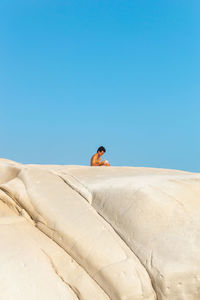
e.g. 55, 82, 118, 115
0, 159, 199, 299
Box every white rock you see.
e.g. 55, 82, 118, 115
0, 159, 199, 299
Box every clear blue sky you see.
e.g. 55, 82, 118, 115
1, 0, 199, 171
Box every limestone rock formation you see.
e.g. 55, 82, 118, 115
0, 158, 200, 299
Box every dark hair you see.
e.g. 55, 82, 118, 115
97, 146, 106, 153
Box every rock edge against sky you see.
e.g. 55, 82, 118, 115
0, 158, 200, 300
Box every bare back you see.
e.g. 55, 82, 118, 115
90, 153, 101, 166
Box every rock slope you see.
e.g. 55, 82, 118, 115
0, 158, 200, 300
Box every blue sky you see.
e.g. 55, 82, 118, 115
0, 0, 199, 171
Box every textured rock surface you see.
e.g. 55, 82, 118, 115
0, 158, 199, 299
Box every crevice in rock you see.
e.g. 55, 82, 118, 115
54, 171, 93, 204
41, 249, 81, 300
0, 180, 110, 299
96, 209, 158, 299
36, 222, 110, 299
53, 172, 157, 299
0, 187, 24, 212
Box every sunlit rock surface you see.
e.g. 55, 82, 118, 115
0, 158, 200, 300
